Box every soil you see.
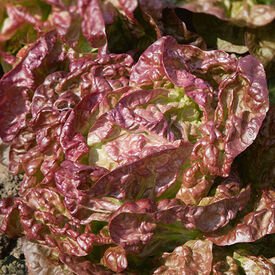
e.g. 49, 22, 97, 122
0, 163, 27, 274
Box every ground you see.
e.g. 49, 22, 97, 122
0, 163, 27, 274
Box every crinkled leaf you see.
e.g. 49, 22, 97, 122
59, 253, 112, 275
101, 246, 128, 273
131, 35, 268, 203
0, 30, 67, 142
108, 199, 198, 256
233, 250, 275, 275
109, 185, 250, 255
212, 255, 239, 275
153, 239, 213, 275
0, 187, 113, 257
81, 0, 108, 49
237, 106, 275, 189
49, 0, 161, 56
204, 108, 275, 246
0, 13, 271, 274
206, 189, 275, 245
22, 238, 73, 275
88, 141, 191, 200
55, 160, 122, 223
0, 0, 52, 72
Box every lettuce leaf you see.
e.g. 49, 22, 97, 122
0, 17, 271, 274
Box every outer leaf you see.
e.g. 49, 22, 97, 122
101, 246, 128, 273
0, 187, 113, 257
0, 1, 52, 74
153, 239, 213, 275
0, 30, 67, 142
237, 106, 275, 188
108, 185, 250, 255
233, 250, 275, 275
49, 0, 161, 55
9, 71, 76, 188
211, 237, 275, 274
81, 0, 107, 49
0, 1, 51, 43
0, 197, 24, 238
206, 189, 275, 245
59, 253, 112, 275
205, 108, 275, 246
22, 238, 73, 275
212, 256, 239, 275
